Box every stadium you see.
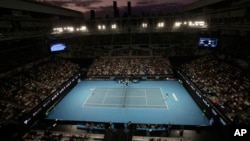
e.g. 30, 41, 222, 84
0, 0, 249, 141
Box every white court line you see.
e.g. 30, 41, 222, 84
160, 88, 168, 110
145, 89, 148, 105
82, 87, 96, 107
172, 93, 178, 101
84, 106, 167, 109
102, 89, 109, 104
84, 87, 168, 109
85, 103, 166, 107
106, 96, 146, 98
86, 103, 122, 106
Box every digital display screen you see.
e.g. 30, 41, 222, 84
198, 37, 218, 48
50, 43, 67, 52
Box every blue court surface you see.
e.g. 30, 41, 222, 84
46, 80, 210, 126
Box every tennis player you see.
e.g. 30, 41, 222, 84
125, 77, 129, 86
166, 93, 169, 99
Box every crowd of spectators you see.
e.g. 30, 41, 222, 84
110, 46, 152, 57
77, 122, 106, 132
70, 43, 200, 59
0, 57, 80, 125
23, 130, 91, 141
64, 33, 199, 59
0, 39, 49, 73
22, 122, 183, 141
181, 55, 250, 124
87, 57, 172, 78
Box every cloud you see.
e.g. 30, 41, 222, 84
136, 0, 155, 5
33, 0, 198, 17
136, 0, 198, 6
129, 2, 182, 15
37, 0, 71, 7
35, 0, 102, 11
73, 0, 102, 7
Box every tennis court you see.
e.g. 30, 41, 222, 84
46, 80, 210, 125
84, 87, 167, 108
